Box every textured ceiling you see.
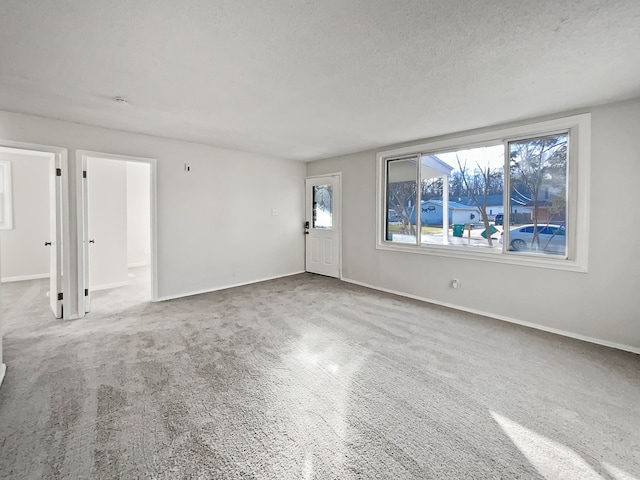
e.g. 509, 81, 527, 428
0, 0, 639, 161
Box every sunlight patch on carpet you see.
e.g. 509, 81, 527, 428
491, 411, 603, 480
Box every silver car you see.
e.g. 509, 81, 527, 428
500, 224, 566, 254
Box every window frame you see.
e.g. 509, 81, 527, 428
376, 114, 590, 272
0, 160, 13, 230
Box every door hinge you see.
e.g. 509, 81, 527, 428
84, 288, 89, 297
56, 168, 62, 177
83, 171, 87, 179
57, 292, 63, 301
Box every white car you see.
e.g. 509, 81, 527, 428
500, 224, 566, 254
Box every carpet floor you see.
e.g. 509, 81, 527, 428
0, 272, 639, 479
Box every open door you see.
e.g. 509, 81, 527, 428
82, 156, 91, 314
305, 175, 341, 278
49, 154, 63, 318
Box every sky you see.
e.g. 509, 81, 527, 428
436, 144, 504, 172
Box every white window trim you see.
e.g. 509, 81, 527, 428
0, 160, 13, 230
376, 113, 591, 273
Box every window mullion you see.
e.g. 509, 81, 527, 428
502, 140, 510, 252
416, 154, 421, 245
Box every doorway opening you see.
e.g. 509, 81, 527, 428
0, 143, 66, 320
79, 151, 157, 315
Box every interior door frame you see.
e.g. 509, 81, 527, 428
76, 150, 158, 316
0, 139, 70, 318
305, 172, 342, 279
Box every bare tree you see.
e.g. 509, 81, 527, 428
421, 177, 443, 201
449, 170, 465, 198
456, 156, 501, 246
510, 135, 567, 249
387, 180, 417, 236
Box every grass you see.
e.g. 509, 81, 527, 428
387, 224, 445, 235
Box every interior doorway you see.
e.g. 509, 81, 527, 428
0, 144, 66, 319
79, 151, 157, 315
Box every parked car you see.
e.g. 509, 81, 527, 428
494, 213, 516, 226
499, 224, 566, 254
388, 209, 401, 223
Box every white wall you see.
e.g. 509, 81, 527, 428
127, 162, 150, 267
0, 266, 3, 383
0, 151, 50, 281
0, 110, 306, 306
0, 249, 3, 382
87, 157, 129, 290
307, 98, 640, 352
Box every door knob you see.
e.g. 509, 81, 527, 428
44, 241, 52, 246
89, 239, 95, 244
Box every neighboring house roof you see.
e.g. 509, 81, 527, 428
451, 192, 537, 207
524, 200, 554, 207
452, 195, 503, 207
423, 199, 479, 211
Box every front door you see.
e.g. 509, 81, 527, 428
305, 175, 340, 278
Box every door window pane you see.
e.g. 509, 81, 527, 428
312, 185, 333, 229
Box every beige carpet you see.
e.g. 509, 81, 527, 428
0, 272, 639, 479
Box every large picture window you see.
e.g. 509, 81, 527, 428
377, 115, 590, 271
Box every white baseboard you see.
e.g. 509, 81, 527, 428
0, 363, 6, 388
1, 273, 49, 283
156, 270, 306, 302
342, 277, 640, 356
90, 280, 130, 292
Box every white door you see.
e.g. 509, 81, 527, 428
49, 155, 63, 318
305, 175, 340, 278
82, 156, 91, 313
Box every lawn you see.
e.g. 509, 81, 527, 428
387, 224, 445, 235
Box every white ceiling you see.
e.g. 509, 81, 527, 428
1, 1, 639, 162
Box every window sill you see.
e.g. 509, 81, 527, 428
376, 241, 588, 273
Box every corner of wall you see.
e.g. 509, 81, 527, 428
0, 363, 6, 388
